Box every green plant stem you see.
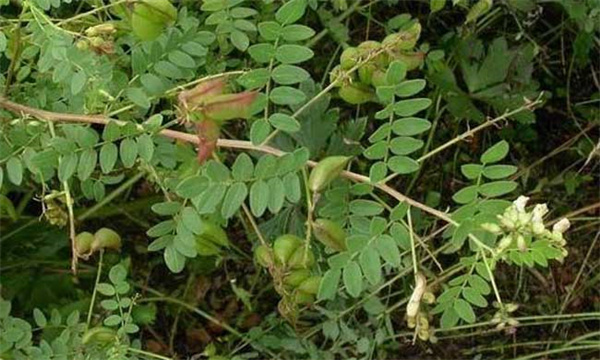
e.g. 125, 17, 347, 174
407, 207, 418, 277
85, 250, 104, 331
127, 347, 173, 360
512, 344, 600, 360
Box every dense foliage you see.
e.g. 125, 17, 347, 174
0, 0, 598, 359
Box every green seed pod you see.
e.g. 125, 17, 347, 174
82, 326, 117, 345
357, 41, 388, 67
382, 22, 421, 51
358, 63, 376, 85
391, 51, 425, 70
254, 245, 273, 268
198, 219, 230, 248
371, 69, 388, 87
273, 234, 303, 266
288, 246, 315, 269
131, 0, 178, 41
340, 47, 360, 70
283, 269, 311, 287
75, 232, 94, 256
338, 83, 375, 104
308, 156, 351, 193
297, 276, 321, 295
92, 228, 122, 252
312, 219, 347, 252
294, 290, 315, 305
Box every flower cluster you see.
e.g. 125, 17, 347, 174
482, 196, 570, 261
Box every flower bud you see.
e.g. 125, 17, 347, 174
297, 276, 321, 295
389, 51, 425, 71
531, 221, 545, 235
312, 219, 347, 252
308, 156, 351, 193
92, 228, 122, 252
406, 273, 426, 319
496, 235, 513, 252
513, 196, 529, 213
197, 219, 230, 247
273, 235, 303, 266
75, 232, 94, 256
481, 223, 502, 235
531, 204, 548, 222
552, 218, 570, 234
85, 23, 116, 36
516, 234, 527, 252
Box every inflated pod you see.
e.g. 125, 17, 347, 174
288, 246, 315, 269
294, 290, 315, 305
308, 156, 351, 193
339, 83, 375, 104
297, 276, 321, 295
283, 269, 311, 287
358, 63, 376, 85
82, 326, 117, 344
198, 219, 230, 247
390, 51, 425, 71
273, 234, 303, 266
382, 22, 421, 51
312, 219, 347, 252
131, 0, 178, 41
92, 228, 122, 252
254, 245, 273, 268
75, 232, 94, 256
340, 47, 360, 70
371, 69, 388, 87
357, 41, 386, 65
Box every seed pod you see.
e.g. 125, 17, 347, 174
297, 276, 321, 295
338, 83, 375, 104
358, 63, 377, 85
82, 326, 117, 344
371, 69, 388, 87
273, 234, 303, 266
312, 219, 347, 252
75, 232, 94, 256
131, 0, 178, 41
382, 22, 421, 51
254, 245, 273, 268
466, 0, 493, 24
308, 156, 351, 193
390, 51, 425, 70
198, 219, 229, 247
406, 272, 427, 319
179, 78, 226, 110
283, 269, 311, 287
340, 47, 360, 70
357, 41, 385, 64
92, 228, 122, 252
201, 92, 258, 122
294, 290, 315, 305
288, 246, 315, 269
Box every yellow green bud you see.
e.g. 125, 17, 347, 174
338, 83, 375, 104
82, 326, 117, 345
254, 245, 273, 268
283, 269, 311, 287
288, 246, 315, 269
75, 232, 94, 256
297, 276, 321, 295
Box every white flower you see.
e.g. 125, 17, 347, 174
552, 218, 570, 234
531, 204, 548, 222
513, 196, 529, 213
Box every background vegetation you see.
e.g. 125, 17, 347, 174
0, 0, 598, 359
